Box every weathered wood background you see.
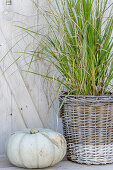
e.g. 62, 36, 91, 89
0, 0, 62, 155
0, 0, 112, 155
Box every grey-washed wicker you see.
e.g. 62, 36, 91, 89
60, 95, 113, 164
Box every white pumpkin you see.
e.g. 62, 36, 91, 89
5, 128, 67, 169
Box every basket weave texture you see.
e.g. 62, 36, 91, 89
60, 95, 113, 164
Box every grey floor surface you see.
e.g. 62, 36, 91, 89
0, 156, 113, 170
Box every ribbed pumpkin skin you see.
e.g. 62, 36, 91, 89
5, 128, 67, 169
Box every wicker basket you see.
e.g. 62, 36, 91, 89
60, 95, 113, 164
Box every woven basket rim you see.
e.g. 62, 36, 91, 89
60, 91, 112, 97
60, 94, 113, 97
59, 93, 113, 103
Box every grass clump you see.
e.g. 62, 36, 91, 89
21, 0, 113, 96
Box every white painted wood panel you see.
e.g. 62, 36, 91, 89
0, 0, 43, 154
0, 20, 43, 128
0, 0, 62, 155
1, 0, 111, 156
11, 0, 59, 130
0, 69, 12, 155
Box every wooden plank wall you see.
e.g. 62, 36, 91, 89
0, 0, 112, 155
0, 0, 62, 155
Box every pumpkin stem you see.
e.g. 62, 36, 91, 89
30, 129, 39, 134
